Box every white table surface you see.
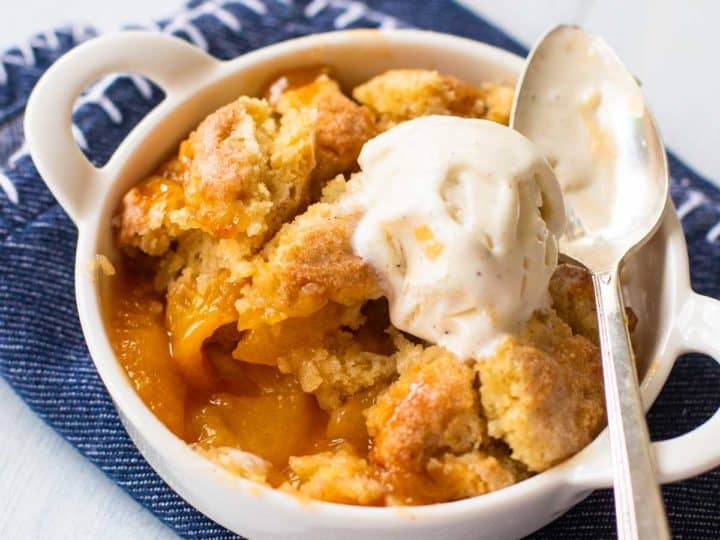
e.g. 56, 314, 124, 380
1, 1, 718, 539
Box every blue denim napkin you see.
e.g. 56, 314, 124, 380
0, 1, 718, 538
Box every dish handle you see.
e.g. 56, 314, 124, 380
24, 31, 218, 224
652, 291, 720, 482
571, 291, 720, 488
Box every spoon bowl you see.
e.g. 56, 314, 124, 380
512, 25, 669, 271
511, 25, 671, 539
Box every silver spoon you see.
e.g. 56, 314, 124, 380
511, 25, 671, 539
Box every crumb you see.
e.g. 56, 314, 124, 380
194, 445, 272, 485
283, 444, 386, 505
92, 254, 116, 277
424, 447, 527, 501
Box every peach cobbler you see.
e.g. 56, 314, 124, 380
106, 68, 633, 506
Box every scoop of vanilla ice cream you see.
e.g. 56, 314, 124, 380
351, 116, 566, 359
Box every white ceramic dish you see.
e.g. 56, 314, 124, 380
24, 29, 720, 540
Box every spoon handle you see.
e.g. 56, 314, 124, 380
592, 269, 671, 540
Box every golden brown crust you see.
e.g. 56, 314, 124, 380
236, 182, 383, 329
116, 96, 317, 255
180, 98, 275, 240
477, 310, 605, 471
276, 74, 377, 189
352, 69, 514, 130
366, 337, 485, 474
362, 336, 531, 505
182, 97, 317, 243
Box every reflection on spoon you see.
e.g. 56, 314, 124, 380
513, 27, 664, 269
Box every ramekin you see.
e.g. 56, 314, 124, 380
25, 29, 720, 540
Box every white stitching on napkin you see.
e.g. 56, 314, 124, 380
673, 178, 720, 244
0, 55, 28, 86
71, 124, 89, 151
76, 77, 124, 124
304, 0, 327, 17
128, 75, 153, 100
0, 142, 26, 205
0, 123, 90, 206
14, 42, 36, 68
207, 4, 244, 30
70, 0, 272, 129
676, 188, 708, 220
0, 172, 19, 205
237, 0, 268, 15
334, 1, 366, 28
30, 31, 61, 52
304, 0, 399, 29
8, 141, 28, 168
71, 0, 398, 131
707, 221, 720, 243
0, 139, 30, 204
73, 72, 157, 127
164, 12, 210, 50
0, 26, 94, 87
70, 23, 94, 45
75, 0, 250, 127
162, 0, 259, 50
